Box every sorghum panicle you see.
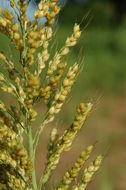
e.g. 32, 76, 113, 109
0, 0, 102, 190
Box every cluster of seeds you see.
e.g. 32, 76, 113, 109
0, 108, 13, 128
27, 26, 52, 68
24, 68, 40, 122
34, 0, 50, 20
46, 0, 60, 26
40, 23, 81, 106
10, 22, 24, 51
0, 125, 32, 189
18, 0, 28, 24
57, 145, 94, 190
37, 27, 53, 75
72, 155, 103, 190
47, 23, 81, 78
41, 62, 67, 104
38, 102, 92, 188
57, 103, 93, 151
0, 8, 24, 51
0, 72, 16, 95
27, 28, 40, 67
0, 158, 25, 190
46, 63, 79, 122
34, 0, 60, 26
38, 143, 64, 189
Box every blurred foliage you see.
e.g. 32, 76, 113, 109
59, 0, 126, 27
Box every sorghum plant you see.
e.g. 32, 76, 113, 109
0, 0, 102, 190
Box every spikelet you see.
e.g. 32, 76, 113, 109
38, 102, 92, 188
24, 69, 40, 122
72, 155, 103, 190
9, 0, 17, 10
34, 0, 60, 26
46, 63, 79, 123
34, 0, 50, 20
57, 145, 94, 190
37, 27, 53, 74
47, 128, 58, 159
0, 7, 23, 51
38, 144, 64, 189
40, 62, 67, 104
57, 103, 93, 151
47, 23, 81, 77
0, 72, 16, 96
18, 0, 29, 24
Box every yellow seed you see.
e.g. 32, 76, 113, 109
12, 23, 19, 32
13, 32, 20, 40
0, 53, 7, 62
63, 79, 69, 87
74, 31, 81, 39
34, 11, 39, 19
61, 47, 69, 56
21, 4, 27, 13
49, 107, 55, 115
38, 11, 44, 18
0, 19, 7, 27
58, 95, 66, 101
74, 24, 80, 33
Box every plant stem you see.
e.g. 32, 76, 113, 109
28, 126, 37, 190
33, 111, 49, 156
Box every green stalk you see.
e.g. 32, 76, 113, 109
28, 126, 37, 190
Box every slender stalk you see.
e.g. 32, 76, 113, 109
28, 126, 37, 190
33, 111, 49, 155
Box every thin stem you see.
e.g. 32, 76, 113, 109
33, 111, 49, 156
28, 126, 37, 190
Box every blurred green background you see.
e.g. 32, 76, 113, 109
0, 0, 126, 189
